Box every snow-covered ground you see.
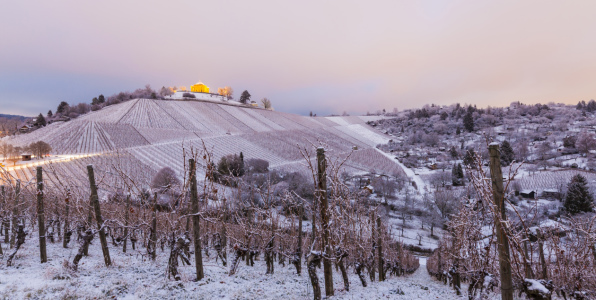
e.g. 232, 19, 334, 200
0, 234, 473, 299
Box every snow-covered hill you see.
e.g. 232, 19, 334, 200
2, 99, 398, 181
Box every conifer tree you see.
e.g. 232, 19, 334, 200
500, 140, 515, 166
449, 146, 458, 159
463, 112, 474, 132
56, 101, 69, 115
36, 114, 46, 127
239, 90, 251, 104
564, 174, 594, 214
463, 149, 477, 168
452, 163, 464, 186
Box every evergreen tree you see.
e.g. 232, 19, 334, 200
564, 174, 594, 214
449, 146, 458, 159
98, 94, 105, 104
56, 101, 69, 114
587, 99, 596, 112
36, 113, 46, 127
92, 97, 99, 105
239, 90, 251, 104
452, 163, 464, 186
463, 148, 477, 168
500, 140, 515, 166
47, 110, 53, 118
463, 112, 474, 132
456, 127, 461, 135
239, 152, 245, 177
440, 111, 448, 120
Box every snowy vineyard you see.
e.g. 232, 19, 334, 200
0, 143, 421, 299
2, 99, 403, 182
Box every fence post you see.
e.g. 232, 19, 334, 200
317, 147, 334, 296
87, 165, 111, 267
189, 158, 204, 280
488, 144, 513, 300
36, 167, 47, 263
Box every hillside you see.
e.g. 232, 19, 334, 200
2, 99, 401, 182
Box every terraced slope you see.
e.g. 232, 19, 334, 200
3, 99, 398, 182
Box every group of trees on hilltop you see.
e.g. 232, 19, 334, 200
30, 86, 272, 131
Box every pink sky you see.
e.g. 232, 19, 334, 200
1, 0, 596, 116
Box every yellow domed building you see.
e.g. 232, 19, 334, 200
190, 82, 210, 93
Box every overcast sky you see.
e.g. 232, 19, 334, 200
1, 0, 596, 116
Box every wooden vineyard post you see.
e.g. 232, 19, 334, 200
189, 158, 204, 280
149, 193, 158, 261
11, 179, 20, 248
377, 216, 384, 281
2, 185, 8, 244
63, 190, 71, 248
296, 204, 303, 275
537, 229, 548, 279
12, 181, 19, 248
36, 167, 47, 263
87, 165, 112, 267
123, 194, 130, 253
84, 190, 93, 256
370, 210, 376, 282
317, 147, 334, 297
488, 144, 513, 300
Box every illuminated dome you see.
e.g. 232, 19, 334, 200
190, 81, 210, 93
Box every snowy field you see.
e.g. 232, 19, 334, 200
0, 236, 473, 300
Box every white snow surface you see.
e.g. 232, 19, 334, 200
0, 236, 470, 299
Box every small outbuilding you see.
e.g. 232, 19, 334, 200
519, 190, 536, 199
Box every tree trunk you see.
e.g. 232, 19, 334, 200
488, 144, 513, 300
189, 159, 204, 280
36, 167, 48, 263
229, 244, 248, 276
73, 229, 94, 271
317, 148, 333, 297
87, 165, 111, 267
337, 249, 349, 291
355, 262, 367, 287
307, 252, 322, 300
7, 223, 27, 266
